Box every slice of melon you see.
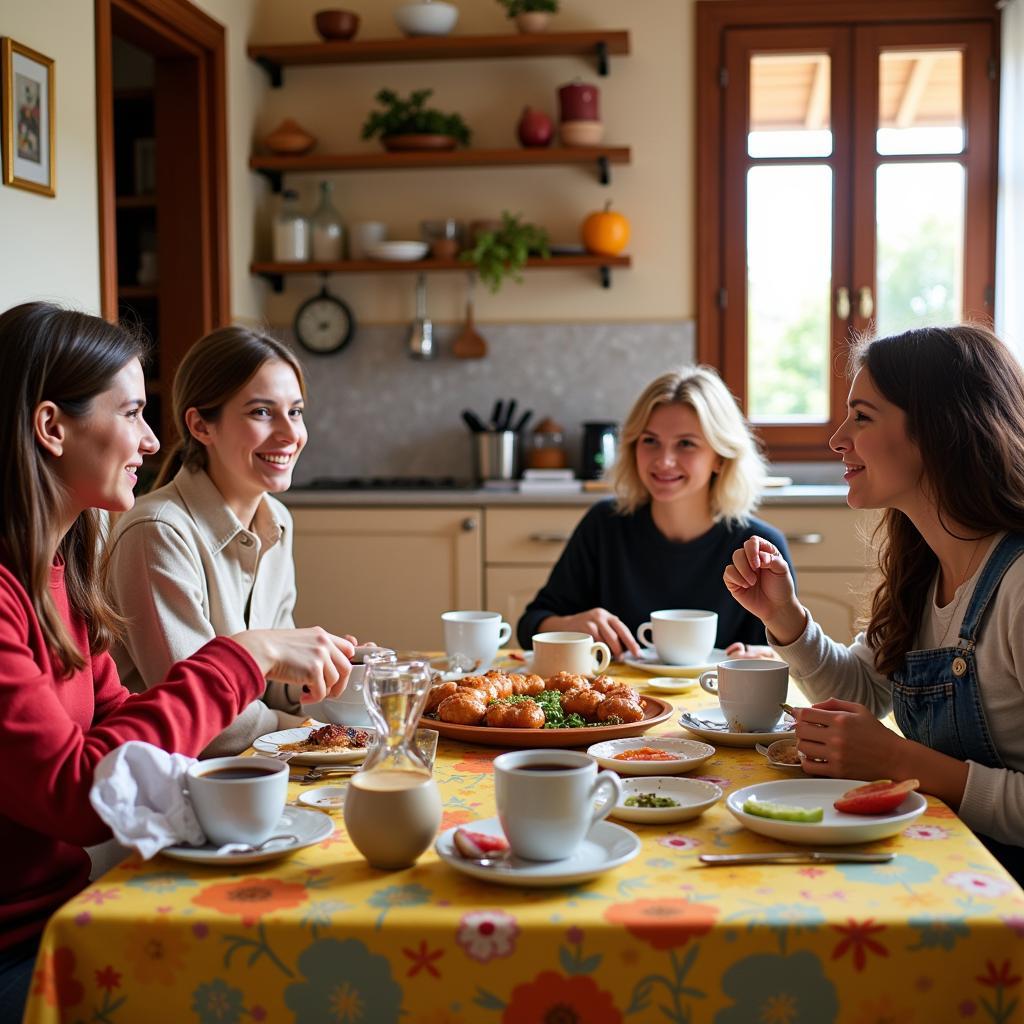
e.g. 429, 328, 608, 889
453, 827, 510, 859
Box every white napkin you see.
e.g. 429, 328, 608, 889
89, 741, 205, 859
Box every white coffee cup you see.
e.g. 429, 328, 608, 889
494, 748, 621, 861
185, 756, 289, 846
698, 658, 790, 732
442, 610, 512, 672
531, 631, 611, 678
349, 220, 387, 260
637, 609, 718, 665
304, 644, 396, 727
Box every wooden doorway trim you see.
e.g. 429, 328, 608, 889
95, 0, 229, 328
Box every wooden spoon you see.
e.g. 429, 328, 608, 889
452, 273, 487, 359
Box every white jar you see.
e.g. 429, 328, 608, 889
273, 189, 310, 262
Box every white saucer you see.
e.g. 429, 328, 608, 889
587, 736, 716, 776
727, 779, 927, 845
298, 785, 348, 810
678, 707, 795, 747
644, 676, 699, 695
366, 240, 429, 261
160, 807, 334, 865
253, 724, 373, 765
622, 648, 728, 678
435, 817, 640, 886
611, 777, 723, 824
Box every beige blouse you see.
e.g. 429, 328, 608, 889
106, 467, 305, 756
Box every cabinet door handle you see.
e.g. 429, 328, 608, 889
784, 532, 823, 545
528, 531, 570, 543
461, 517, 478, 532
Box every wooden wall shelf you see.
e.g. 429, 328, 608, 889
251, 254, 631, 292
249, 30, 630, 86
250, 146, 630, 191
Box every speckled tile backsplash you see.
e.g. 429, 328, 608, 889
284, 321, 695, 482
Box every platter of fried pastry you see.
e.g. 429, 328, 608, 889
421, 670, 673, 748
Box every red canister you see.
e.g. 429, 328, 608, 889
558, 80, 600, 122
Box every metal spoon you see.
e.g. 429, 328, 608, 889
408, 273, 435, 360
215, 834, 300, 856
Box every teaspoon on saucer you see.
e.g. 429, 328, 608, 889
215, 833, 299, 856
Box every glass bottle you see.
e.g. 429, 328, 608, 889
310, 180, 344, 261
272, 188, 309, 262
343, 659, 442, 870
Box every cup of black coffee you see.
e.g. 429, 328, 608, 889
185, 756, 288, 846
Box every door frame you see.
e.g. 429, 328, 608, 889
95, 0, 229, 384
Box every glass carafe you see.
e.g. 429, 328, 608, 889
343, 659, 442, 869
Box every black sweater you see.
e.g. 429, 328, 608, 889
516, 500, 794, 649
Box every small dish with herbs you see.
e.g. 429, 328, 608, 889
611, 777, 724, 825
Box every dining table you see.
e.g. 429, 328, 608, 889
23, 658, 1024, 1024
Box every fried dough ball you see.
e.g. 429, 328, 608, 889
425, 680, 458, 712
458, 676, 499, 702
512, 673, 545, 696
437, 692, 487, 725
598, 696, 645, 723
483, 671, 515, 699
545, 671, 590, 692
485, 699, 546, 729
560, 687, 605, 719
590, 676, 638, 699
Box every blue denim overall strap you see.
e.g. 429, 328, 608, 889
891, 533, 1024, 882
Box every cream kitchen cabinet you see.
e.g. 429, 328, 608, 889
291, 507, 482, 651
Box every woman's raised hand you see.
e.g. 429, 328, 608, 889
232, 628, 355, 704
723, 536, 807, 644
541, 609, 641, 658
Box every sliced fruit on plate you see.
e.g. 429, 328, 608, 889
453, 827, 510, 859
833, 779, 920, 816
742, 797, 824, 822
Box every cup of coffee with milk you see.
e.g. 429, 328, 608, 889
637, 609, 718, 666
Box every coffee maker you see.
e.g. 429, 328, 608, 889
581, 422, 618, 480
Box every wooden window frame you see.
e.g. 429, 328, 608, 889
696, 0, 1001, 460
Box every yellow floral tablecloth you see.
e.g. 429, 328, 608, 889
24, 665, 1024, 1024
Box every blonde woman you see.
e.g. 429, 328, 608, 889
517, 366, 793, 657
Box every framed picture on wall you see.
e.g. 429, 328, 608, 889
1, 38, 55, 197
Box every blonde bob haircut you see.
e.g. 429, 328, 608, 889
609, 365, 767, 524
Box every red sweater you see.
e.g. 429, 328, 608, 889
0, 559, 264, 950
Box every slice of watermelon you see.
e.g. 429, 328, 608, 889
453, 827, 510, 859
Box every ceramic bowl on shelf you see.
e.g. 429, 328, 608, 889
263, 118, 316, 155
393, 1, 459, 37
314, 9, 360, 40
381, 133, 459, 152
367, 240, 430, 262
560, 120, 605, 147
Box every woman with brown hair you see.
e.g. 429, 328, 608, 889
107, 325, 328, 755
517, 365, 793, 656
0, 302, 352, 1019
725, 324, 1024, 881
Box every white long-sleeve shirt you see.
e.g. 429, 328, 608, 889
770, 539, 1024, 847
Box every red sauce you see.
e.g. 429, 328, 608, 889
613, 746, 680, 762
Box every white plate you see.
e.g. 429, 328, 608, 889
611, 777, 723, 824
726, 779, 927, 845
298, 785, 348, 810
252, 724, 374, 765
644, 676, 699, 695
622, 648, 729, 678
588, 736, 716, 775
160, 807, 334, 865
366, 240, 429, 261
435, 817, 640, 887
678, 707, 795, 747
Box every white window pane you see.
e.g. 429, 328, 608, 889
749, 52, 833, 158
875, 162, 965, 338
877, 49, 964, 155
747, 165, 833, 423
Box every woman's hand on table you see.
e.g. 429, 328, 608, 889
792, 698, 906, 780
540, 609, 641, 658
724, 642, 777, 659
232, 628, 355, 703
724, 536, 807, 644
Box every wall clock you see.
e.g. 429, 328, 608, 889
293, 285, 356, 355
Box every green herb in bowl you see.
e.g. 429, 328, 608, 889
624, 793, 681, 809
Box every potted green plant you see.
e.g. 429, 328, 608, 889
461, 211, 551, 293
496, 0, 559, 33
361, 88, 471, 151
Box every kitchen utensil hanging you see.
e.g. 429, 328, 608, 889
408, 273, 435, 360
452, 272, 487, 359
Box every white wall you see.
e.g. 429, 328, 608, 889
0, 0, 101, 313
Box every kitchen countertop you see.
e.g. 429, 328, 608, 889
281, 483, 851, 508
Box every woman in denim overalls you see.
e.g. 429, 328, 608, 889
724, 325, 1024, 884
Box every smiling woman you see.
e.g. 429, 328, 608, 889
106, 326, 337, 756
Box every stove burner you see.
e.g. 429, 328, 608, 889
301, 476, 462, 490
